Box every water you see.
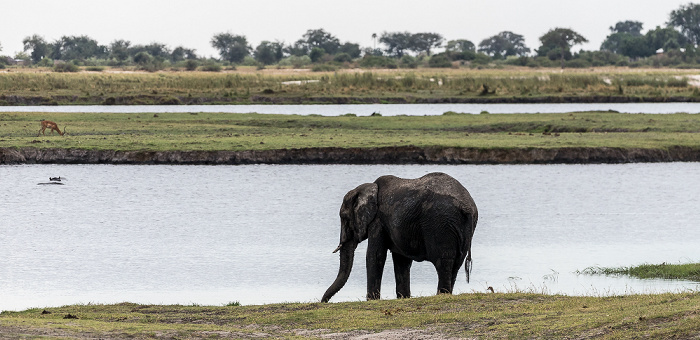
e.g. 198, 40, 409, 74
1, 163, 699, 311
1, 102, 700, 115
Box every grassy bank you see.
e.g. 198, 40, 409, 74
2, 68, 700, 105
582, 263, 700, 281
1, 111, 700, 152
1, 292, 699, 338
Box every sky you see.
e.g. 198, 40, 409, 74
0, 0, 694, 58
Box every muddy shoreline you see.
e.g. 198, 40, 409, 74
2, 146, 698, 165
2, 94, 700, 106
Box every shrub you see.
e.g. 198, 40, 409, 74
565, 59, 592, 68
201, 62, 222, 72
359, 55, 397, 68
85, 66, 104, 72
309, 47, 326, 63
399, 55, 418, 68
133, 52, 153, 65
279, 55, 312, 68
333, 53, 353, 63
311, 64, 338, 72
428, 55, 452, 68
53, 62, 80, 72
185, 59, 199, 71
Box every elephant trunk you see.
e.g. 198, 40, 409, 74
321, 241, 357, 303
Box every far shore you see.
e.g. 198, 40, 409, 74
2, 146, 699, 165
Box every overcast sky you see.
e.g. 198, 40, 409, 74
0, 0, 694, 58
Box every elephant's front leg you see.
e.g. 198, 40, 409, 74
392, 252, 412, 298
366, 237, 387, 300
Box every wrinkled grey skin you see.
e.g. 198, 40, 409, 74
322, 172, 478, 303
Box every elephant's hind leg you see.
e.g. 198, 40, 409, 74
392, 252, 412, 298
434, 258, 456, 294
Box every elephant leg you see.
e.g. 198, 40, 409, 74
434, 258, 456, 294
366, 237, 387, 300
392, 252, 412, 298
450, 257, 466, 292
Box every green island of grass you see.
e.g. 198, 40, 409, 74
1, 111, 699, 162
581, 262, 700, 281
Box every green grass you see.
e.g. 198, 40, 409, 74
1, 293, 699, 338
1, 111, 699, 152
581, 263, 700, 281
1, 68, 699, 104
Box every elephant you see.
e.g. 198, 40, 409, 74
321, 172, 478, 303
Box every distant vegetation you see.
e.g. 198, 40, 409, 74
3, 3, 700, 71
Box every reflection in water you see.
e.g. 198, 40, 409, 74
1, 102, 700, 115
1, 163, 699, 311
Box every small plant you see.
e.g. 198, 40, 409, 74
201, 62, 222, 72
224, 301, 240, 306
185, 59, 199, 71
53, 63, 80, 72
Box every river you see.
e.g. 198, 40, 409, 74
1, 163, 698, 312
1, 102, 700, 115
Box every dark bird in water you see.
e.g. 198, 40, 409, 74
49, 177, 63, 181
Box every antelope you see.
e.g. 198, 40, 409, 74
37, 120, 66, 136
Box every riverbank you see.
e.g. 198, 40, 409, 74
2, 111, 699, 164
1, 292, 699, 339
2, 67, 700, 105
2, 145, 700, 165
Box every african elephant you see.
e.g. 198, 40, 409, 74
321, 172, 478, 303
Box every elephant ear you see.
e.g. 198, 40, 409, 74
353, 183, 378, 242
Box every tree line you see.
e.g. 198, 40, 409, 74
3, 3, 700, 70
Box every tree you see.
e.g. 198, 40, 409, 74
109, 40, 131, 63
210, 33, 251, 63
309, 47, 325, 62
646, 26, 688, 53
409, 32, 444, 55
478, 31, 530, 58
445, 39, 475, 53
538, 28, 588, 68
49, 35, 107, 61
303, 28, 340, 55
133, 51, 152, 65
338, 42, 361, 58
171, 46, 197, 62
254, 41, 284, 65
23, 34, 49, 63
380, 31, 412, 57
610, 20, 644, 36
143, 43, 170, 59
669, 3, 700, 45
285, 39, 309, 57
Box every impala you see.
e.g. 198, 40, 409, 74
37, 120, 66, 136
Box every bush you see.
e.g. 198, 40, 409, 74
399, 55, 418, 68
85, 66, 105, 72
428, 55, 452, 68
53, 62, 80, 72
565, 59, 592, 68
201, 62, 222, 72
279, 55, 312, 68
311, 64, 338, 72
333, 53, 353, 63
185, 59, 199, 71
359, 55, 397, 68
133, 52, 153, 65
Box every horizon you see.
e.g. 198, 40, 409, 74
0, 0, 694, 59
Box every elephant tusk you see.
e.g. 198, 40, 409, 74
332, 244, 342, 253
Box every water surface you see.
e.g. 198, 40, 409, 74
1, 102, 700, 115
1, 163, 698, 311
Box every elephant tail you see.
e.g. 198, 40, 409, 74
464, 246, 472, 283
463, 211, 477, 284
